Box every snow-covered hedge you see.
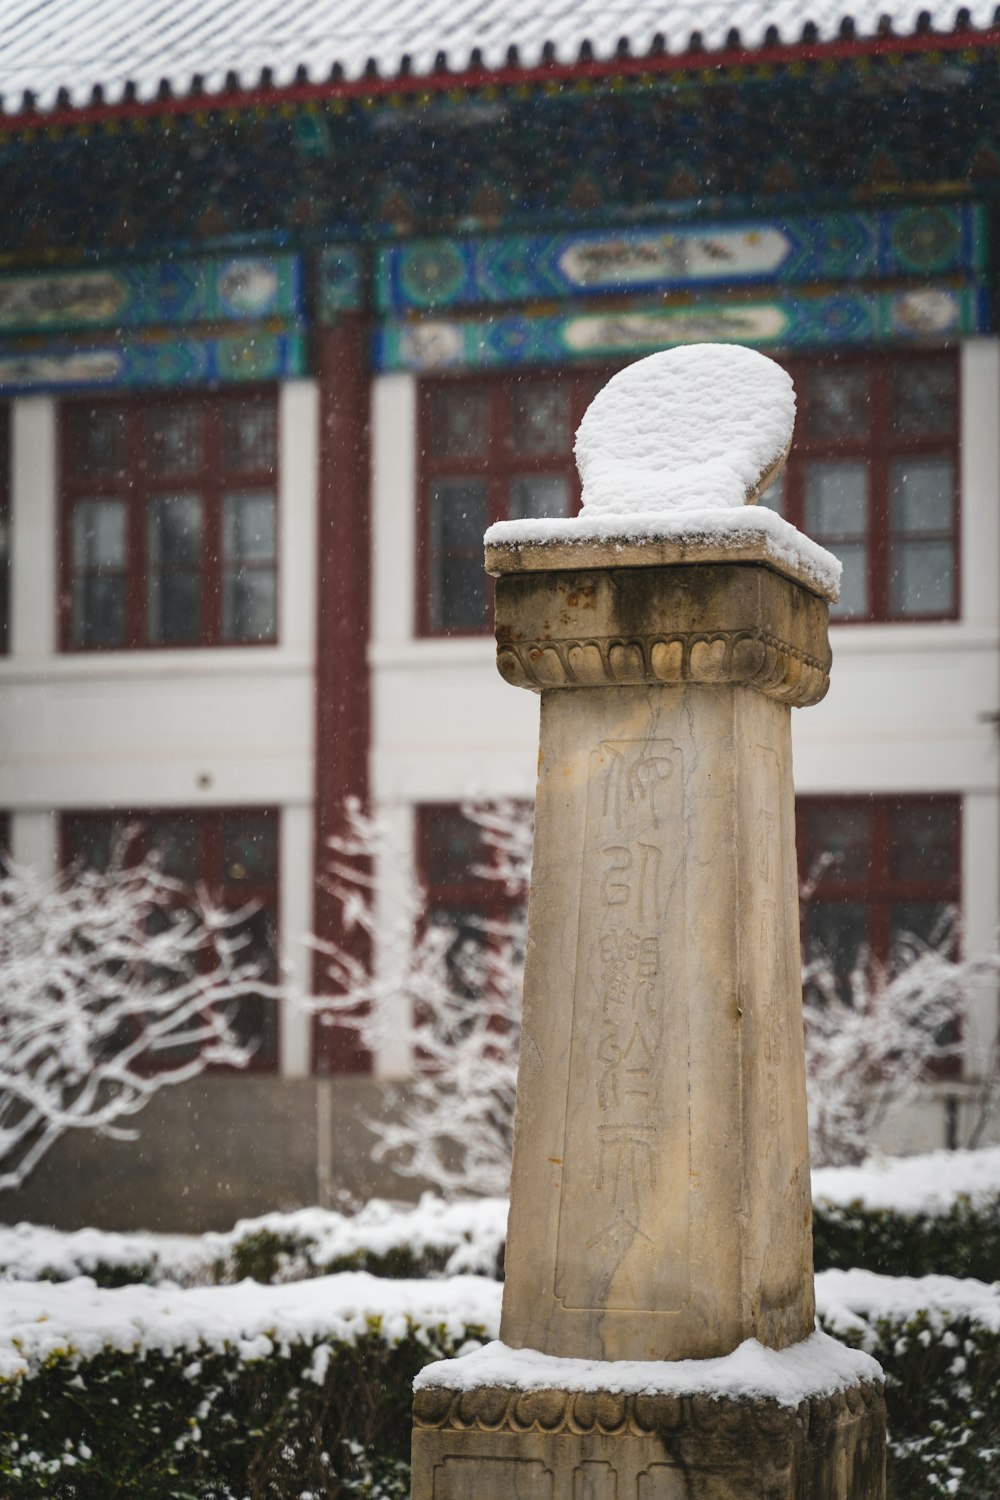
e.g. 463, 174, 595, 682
0, 1272, 495, 1499
5, 1147, 999, 1292
0, 1269, 998, 1499
0, 1196, 509, 1289
812, 1148, 1000, 1282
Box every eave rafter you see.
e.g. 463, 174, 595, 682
3, 20, 999, 138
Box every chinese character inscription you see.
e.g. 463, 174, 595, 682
555, 739, 690, 1312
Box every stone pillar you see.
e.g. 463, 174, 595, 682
495, 557, 824, 1362
411, 348, 887, 1499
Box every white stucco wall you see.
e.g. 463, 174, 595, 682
0, 381, 319, 1078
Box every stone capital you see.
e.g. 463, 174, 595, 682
494, 561, 831, 707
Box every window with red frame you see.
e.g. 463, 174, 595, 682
60, 391, 278, 650
796, 796, 961, 1002
417, 353, 959, 634
61, 808, 280, 1069
417, 804, 527, 1000
0, 403, 9, 654
418, 372, 608, 635
765, 353, 959, 622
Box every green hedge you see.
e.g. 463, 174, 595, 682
832, 1310, 1000, 1500
812, 1193, 1000, 1282
0, 1320, 473, 1500
1, 1303, 997, 1500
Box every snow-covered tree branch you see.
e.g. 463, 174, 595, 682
315, 798, 529, 1198
0, 847, 270, 1191
803, 927, 1000, 1168
317, 804, 1000, 1189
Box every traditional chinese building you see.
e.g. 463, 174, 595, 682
1, 0, 998, 1226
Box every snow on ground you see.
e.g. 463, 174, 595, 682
414, 1330, 880, 1405
811, 1145, 1000, 1218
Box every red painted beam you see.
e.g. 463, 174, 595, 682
2, 24, 997, 135
312, 318, 373, 1075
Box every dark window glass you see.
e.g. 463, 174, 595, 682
761, 353, 958, 624
430, 389, 490, 459
147, 817, 202, 883
806, 366, 871, 441
221, 491, 277, 643
147, 494, 203, 644
70, 498, 127, 647
64, 813, 129, 873
803, 803, 870, 883
889, 802, 959, 883
805, 902, 868, 998
147, 405, 204, 476
222, 812, 278, 883
423, 808, 486, 889
429, 478, 489, 632
892, 361, 957, 437
510, 474, 570, 520
420, 373, 600, 635
62, 392, 278, 650
798, 796, 961, 1004
70, 405, 127, 478
418, 805, 528, 1015
221, 399, 277, 474
511, 382, 572, 456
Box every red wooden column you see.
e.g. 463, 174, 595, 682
312, 316, 372, 1073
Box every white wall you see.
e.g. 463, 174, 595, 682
0, 381, 319, 1078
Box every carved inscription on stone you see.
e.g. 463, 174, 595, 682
753, 745, 790, 1128
555, 739, 690, 1312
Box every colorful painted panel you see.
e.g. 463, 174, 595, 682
318, 246, 365, 318
375, 285, 990, 372
376, 206, 986, 312
0, 328, 307, 394
0, 254, 302, 336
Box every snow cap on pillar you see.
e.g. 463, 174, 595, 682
575, 342, 795, 515
485, 341, 840, 603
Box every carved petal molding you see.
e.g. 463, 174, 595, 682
496, 628, 830, 706
413, 1379, 885, 1443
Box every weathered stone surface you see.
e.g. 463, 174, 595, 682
485, 532, 839, 602
494, 564, 832, 705
500, 673, 815, 1361
411, 1378, 887, 1498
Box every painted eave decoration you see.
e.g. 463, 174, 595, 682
1, 0, 999, 127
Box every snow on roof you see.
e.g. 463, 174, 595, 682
0, 0, 996, 118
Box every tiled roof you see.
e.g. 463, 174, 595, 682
1, 0, 996, 116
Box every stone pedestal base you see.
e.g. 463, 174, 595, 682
411, 1378, 886, 1500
